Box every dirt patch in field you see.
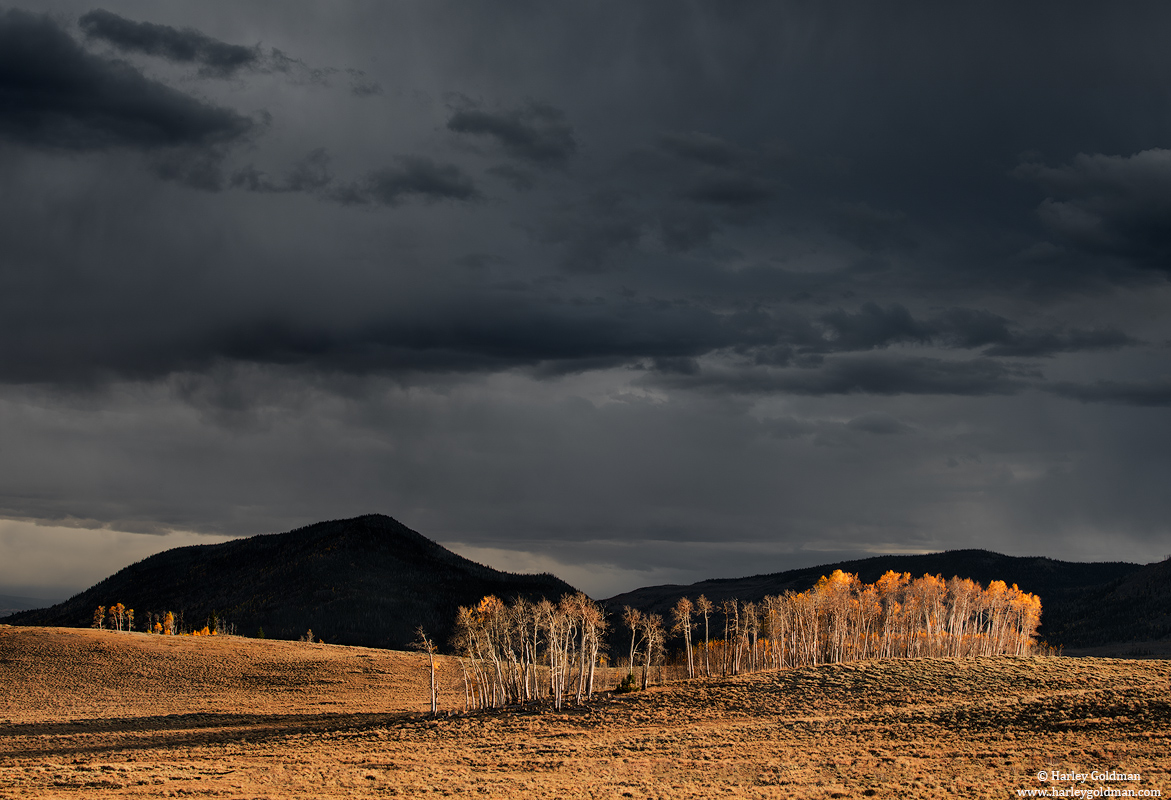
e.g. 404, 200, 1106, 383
2, 626, 1168, 799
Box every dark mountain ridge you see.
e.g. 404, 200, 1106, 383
8, 518, 1167, 652
603, 549, 1168, 649
4, 514, 577, 650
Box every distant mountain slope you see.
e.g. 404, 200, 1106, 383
1056, 557, 1171, 648
5, 515, 577, 650
0, 594, 57, 620
603, 549, 1159, 649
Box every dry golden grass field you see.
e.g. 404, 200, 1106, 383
1, 625, 1168, 799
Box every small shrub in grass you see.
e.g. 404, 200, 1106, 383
615, 673, 640, 694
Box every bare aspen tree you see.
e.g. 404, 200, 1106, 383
451, 606, 477, 711
412, 626, 439, 715
511, 598, 535, 703
695, 594, 712, 676
533, 598, 557, 703
93, 606, 105, 630
742, 601, 760, 672
569, 594, 605, 701
639, 613, 665, 690
547, 596, 577, 710
623, 606, 644, 678
719, 598, 737, 675
566, 594, 589, 704
761, 595, 781, 669
585, 602, 606, 698
671, 597, 695, 679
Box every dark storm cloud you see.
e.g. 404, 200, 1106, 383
1049, 378, 1171, 407
819, 303, 932, 351
659, 355, 1037, 398
980, 327, 1135, 358
486, 163, 536, 191
931, 312, 1136, 358
928, 308, 1136, 358
0, 8, 251, 150
447, 101, 577, 167
1017, 149, 1171, 272
846, 412, 912, 435
793, 304, 1136, 358
336, 157, 478, 206
658, 206, 718, 252
832, 202, 916, 252
0, 281, 773, 383
207, 300, 765, 378
684, 169, 774, 207
79, 8, 258, 77
530, 191, 646, 272
657, 131, 745, 167
650, 131, 779, 224
149, 146, 232, 191
929, 308, 1015, 349
78, 8, 341, 86
231, 148, 333, 194
345, 68, 382, 97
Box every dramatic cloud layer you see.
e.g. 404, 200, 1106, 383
448, 101, 577, 167
2, 1, 1170, 598
0, 8, 251, 150
79, 8, 259, 77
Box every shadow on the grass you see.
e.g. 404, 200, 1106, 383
0, 710, 420, 759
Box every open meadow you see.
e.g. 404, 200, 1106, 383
1, 625, 1168, 799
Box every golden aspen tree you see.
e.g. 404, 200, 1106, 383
852, 583, 880, 660
816, 570, 854, 664
111, 603, 126, 632
946, 577, 978, 656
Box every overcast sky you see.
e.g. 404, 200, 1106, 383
3, 2, 1171, 600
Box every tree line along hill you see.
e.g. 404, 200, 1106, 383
4, 514, 1168, 652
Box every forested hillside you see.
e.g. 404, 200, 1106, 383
1053, 557, 1171, 648
4, 515, 576, 649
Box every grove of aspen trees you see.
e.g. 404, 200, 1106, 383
450, 570, 1042, 711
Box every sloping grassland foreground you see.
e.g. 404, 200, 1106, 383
0, 626, 1168, 799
